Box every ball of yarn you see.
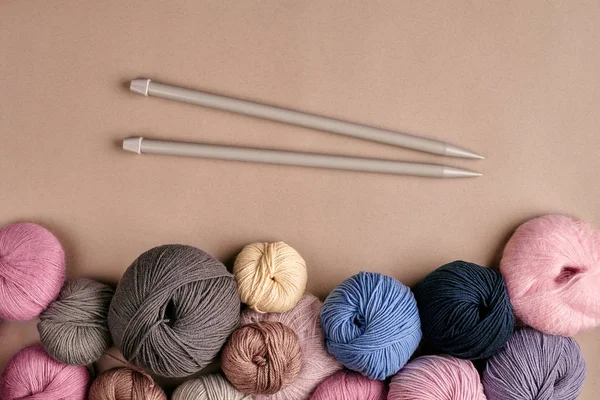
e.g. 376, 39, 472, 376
38, 278, 114, 365
239, 292, 342, 400
320, 272, 422, 380
483, 328, 586, 400
500, 214, 600, 336
388, 355, 485, 400
88, 367, 167, 400
108, 244, 240, 377
414, 260, 514, 359
172, 373, 251, 400
222, 321, 302, 394
0, 345, 89, 400
234, 241, 307, 313
0, 222, 66, 320
311, 370, 388, 400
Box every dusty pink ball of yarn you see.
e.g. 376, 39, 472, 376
310, 370, 387, 400
0, 345, 89, 400
240, 292, 342, 400
500, 214, 600, 336
0, 222, 66, 320
388, 355, 485, 400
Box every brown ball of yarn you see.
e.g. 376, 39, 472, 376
222, 321, 302, 395
88, 367, 167, 400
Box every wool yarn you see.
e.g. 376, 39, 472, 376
320, 272, 421, 380
172, 373, 252, 400
0, 222, 66, 320
483, 328, 586, 400
239, 292, 342, 400
222, 321, 303, 394
0, 345, 89, 400
414, 260, 514, 359
88, 367, 167, 400
310, 370, 388, 400
388, 355, 485, 400
234, 241, 307, 313
500, 214, 600, 336
108, 244, 241, 377
38, 278, 114, 365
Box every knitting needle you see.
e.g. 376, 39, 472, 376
122, 137, 482, 178
130, 79, 484, 160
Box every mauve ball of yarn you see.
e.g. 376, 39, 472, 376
0, 345, 89, 400
234, 242, 307, 313
310, 370, 388, 400
222, 321, 302, 395
38, 278, 114, 365
172, 373, 252, 400
0, 222, 66, 320
388, 355, 485, 400
88, 367, 167, 400
414, 260, 514, 359
108, 244, 241, 377
483, 328, 586, 400
500, 215, 600, 336
321, 272, 422, 380
240, 292, 342, 400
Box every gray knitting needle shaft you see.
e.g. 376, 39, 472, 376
130, 79, 483, 159
123, 137, 482, 178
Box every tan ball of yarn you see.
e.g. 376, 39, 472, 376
234, 242, 307, 313
88, 368, 167, 400
172, 374, 251, 400
221, 321, 302, 395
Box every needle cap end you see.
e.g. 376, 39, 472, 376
130, 78, 151, 96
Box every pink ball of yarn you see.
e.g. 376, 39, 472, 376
240, 292, 342, 400
310, 370, 387, 400
500, 214, 600, 336
388, 355, 485, 400
0, 345, 89, 400
0, 222, 66, 320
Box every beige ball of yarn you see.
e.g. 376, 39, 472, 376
172, 374, 251, 400
234, 242, 307, 313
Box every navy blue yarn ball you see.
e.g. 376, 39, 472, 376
414, 260, 514, 359
320, 272, 422, 380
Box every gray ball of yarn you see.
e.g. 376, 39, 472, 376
38, 278, 114, 365
172, 374, 252, 400
108, 244, 241, 377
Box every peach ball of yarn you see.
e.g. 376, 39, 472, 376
311, 370, 388, 400
88, 368, 167, 400
222, 321, 302, 395
236, 292, 342, 400
500, 214, 600, 336
0, 345, 89, 400
388, 355, 485, 400
234, 242, 307, 313
172, 373, 251, 400
0, 222, 66, 320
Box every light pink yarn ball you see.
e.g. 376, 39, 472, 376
310, 370, 387, 400
388, 355, 485, 400
500, 215, 600, 336
240, 293, 342, 400
0, 345, 89, 400
0, 222, 66, 320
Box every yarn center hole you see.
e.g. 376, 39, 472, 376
555, 265, 584, 284
163, 299, 177, 326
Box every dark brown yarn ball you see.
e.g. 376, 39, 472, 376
222, 321, 302, 395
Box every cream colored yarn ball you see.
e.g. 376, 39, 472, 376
234, 242, 307, 313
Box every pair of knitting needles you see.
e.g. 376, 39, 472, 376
124, 79, 483, 178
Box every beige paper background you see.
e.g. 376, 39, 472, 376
1, 0, 599, 397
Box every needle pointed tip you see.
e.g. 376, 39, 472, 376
444, 144, 485, 160
442, 166, 483, 178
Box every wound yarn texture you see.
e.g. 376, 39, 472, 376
172, 374, 251, 400
88, 367, 167, 400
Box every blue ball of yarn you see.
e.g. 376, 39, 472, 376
414, 260, 514, 360
320, 271, 422, 380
